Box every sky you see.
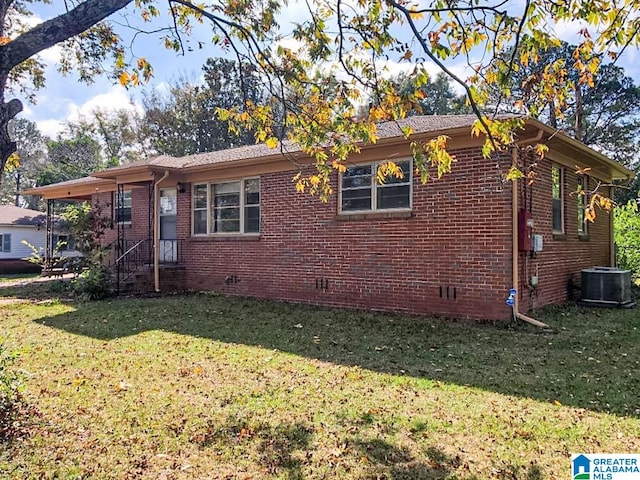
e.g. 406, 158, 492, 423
15, 2, 640, 140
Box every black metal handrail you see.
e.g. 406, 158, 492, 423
116, 238, 150, 265
113, 238, 184, 294
115, 238, 153, 294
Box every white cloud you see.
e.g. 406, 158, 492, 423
67, 85, 141, 122
36, 86, 141, 138
37, 119, 64, 139
37, 44, 63, 65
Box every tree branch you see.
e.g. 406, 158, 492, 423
385, 0, 498, 149
0, 0, 132, 75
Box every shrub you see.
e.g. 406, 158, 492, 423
72, 265, 112, 301
614, 200, 640, 280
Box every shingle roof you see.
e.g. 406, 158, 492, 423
0, 205, 47, 226
94, 115, 492, 174
96, 155, 188, 173
182, 115, 494, 169
29, 176, 105, 189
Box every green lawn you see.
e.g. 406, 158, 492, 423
0, 273, 39, 283
1, 280, 639, 479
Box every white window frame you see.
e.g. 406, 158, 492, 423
338, 159, 413, 214
192, 177, 260, 236
52, 233, 74, 252
0, 233, 10, 252
551, 164, 564, 234
115, 189, 132, 224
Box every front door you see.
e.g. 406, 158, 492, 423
159, 188, 177, 263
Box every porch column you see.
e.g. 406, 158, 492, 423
45, 199, 54, 272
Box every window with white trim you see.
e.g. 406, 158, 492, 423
0, 233, 10, 252
115, 190, 132, 223
52, 234, 75, 251
551, 164, 564, 233
340, 159, 412, 213
193, 178, 260, 235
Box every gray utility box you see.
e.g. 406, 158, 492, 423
579, 266, 636, 308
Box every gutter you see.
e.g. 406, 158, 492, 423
526, 118, 634, 181
512, 132, 551, 329
154, 170, 170, 292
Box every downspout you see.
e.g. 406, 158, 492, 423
154, 170, 170, 292
512, 131, 550, 328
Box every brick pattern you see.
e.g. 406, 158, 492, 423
89, 148, 612, 321
176, 148, 515, 320
517, 155, 611, 311
96, 186, 154, 247
119, 266, 186, 294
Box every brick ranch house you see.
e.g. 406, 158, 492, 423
25, 115, 633, 321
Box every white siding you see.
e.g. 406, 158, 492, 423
0, 226, 79, 260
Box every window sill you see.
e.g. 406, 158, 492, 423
190, 234, 260, 242
578, 234, 590, 241
552, 233, 567, 241
336, 210, 413, 221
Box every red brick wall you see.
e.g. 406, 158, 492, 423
95, 186, 154, 247
517, 156, 612, 312
89, 148, 613, 320
177, 148, 515, 320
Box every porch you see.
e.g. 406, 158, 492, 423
36, 173, 186, 295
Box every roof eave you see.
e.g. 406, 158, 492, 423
91, 165, 182, 180
23, 177, 114, 199
526, 118, 634, 181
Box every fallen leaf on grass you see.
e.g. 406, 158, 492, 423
114, 381, 130, 392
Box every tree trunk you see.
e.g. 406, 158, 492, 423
14, 170, 21, 206
0, 98, 22, 180
547, 102, 557, 129
0, 0, 134, 178
575, 84, 584, 142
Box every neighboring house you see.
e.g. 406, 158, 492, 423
24, 116, 633, 320
0, 204, 78, 274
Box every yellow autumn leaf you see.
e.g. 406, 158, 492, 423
5, 152, 19, 171
332, 160, 347, 173
506, 166, 525, 181
118, 71, 130, 86
265, 137, 278, 149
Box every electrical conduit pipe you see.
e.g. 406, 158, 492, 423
511, 132, 550, 328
